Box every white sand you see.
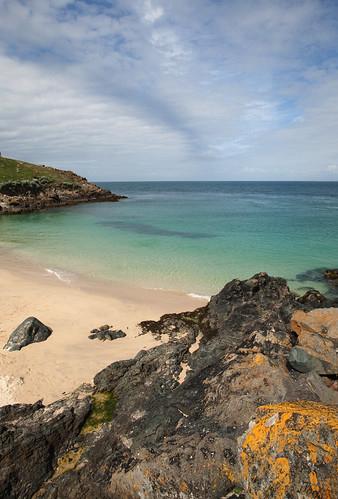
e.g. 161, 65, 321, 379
0, 250, 206, 406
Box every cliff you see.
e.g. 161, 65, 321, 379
0, 273, 337, 498
0, 156, 125, 214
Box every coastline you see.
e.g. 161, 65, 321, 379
0, 248, 206, 406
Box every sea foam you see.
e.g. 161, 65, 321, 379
187, 293, 210, 301
45, 268, 73, 284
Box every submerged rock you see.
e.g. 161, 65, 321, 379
240, 401, 338, 498
0, 273, 338, 497
295, 267, 338, 297
3, 317, 52, 352
324, 268, 338, 287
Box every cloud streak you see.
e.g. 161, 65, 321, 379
0, 0, 338, 180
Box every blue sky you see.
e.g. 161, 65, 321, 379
0, 0, 338, 180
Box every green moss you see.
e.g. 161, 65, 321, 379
81, 392, 116, 434
231, 486, 244, 494
53, 447, 85, 478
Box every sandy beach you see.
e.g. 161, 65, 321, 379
0, 248, 206, 406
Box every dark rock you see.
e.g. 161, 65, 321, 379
0, 390, 91, 499
99, 324, 110, 331
288, 346, 324, 373
88, 328, 127, 342
3, 317, 52, 352
109, 330, 126, 340
1, 273, 338, 498
324, 268, 338, 286
296, 288, 330, 308
0, 172, 126, 216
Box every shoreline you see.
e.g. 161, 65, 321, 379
0, 248, 206, 406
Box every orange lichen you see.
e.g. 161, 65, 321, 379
221, 462, 235, 482
309, 471, 320, 492
240, 401, 338, 498
273, 457, 290, 499
179, 481, 189, 493
307, 443, 318, 464
157, 475, 166, 486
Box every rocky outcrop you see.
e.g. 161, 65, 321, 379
0, 273, 337, 498
0, 390, 91, 498
0, 162, 126, 215
240, 401, 338, 498
3, 317, 52, 352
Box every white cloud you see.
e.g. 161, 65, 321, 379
0, 0, 338, 179
144, 0, 164, 23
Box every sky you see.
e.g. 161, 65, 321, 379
0, 0, 338, 180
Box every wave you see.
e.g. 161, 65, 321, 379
187, 293, 210, 301
45, 268, 73, 284
145, 286, 210, 301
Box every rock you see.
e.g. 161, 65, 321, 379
288, 346, 331, 373
240, 401, 338, 498
0, 160, 126, 216
109, 330, 126, 340
88, 327, 126, 341
291, 308, 338, 340
288, 309, 338, 374
0, 390, 91, 498
3, 317, 52, 352
324, 268, 338, 286
295, 267, 338, 298
1, 274, 338, 497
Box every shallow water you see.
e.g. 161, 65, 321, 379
1, 181, 337, 296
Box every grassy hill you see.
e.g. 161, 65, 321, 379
0, 156, 83, 184
0, 156, 123, 214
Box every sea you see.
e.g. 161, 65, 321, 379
1, 181, 337, 297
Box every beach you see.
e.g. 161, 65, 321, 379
0, 249, 205, 406
1, 180, 337, 407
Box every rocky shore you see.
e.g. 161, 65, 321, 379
0, 157, 125, 214
0, 273, 337, 498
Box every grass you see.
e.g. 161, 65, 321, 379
0, 156, 79, 184
81, 392, 117, 434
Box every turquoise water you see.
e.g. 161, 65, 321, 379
1, 182, 338, 296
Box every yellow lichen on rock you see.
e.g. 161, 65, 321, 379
239, 401, 338, 498
52, 447, 85, 479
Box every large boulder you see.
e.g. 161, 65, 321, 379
240, 401, 338, 498
3, 317, 52, 352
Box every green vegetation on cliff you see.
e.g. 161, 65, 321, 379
0, 155, 122, 214
0, 156, 82, 184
